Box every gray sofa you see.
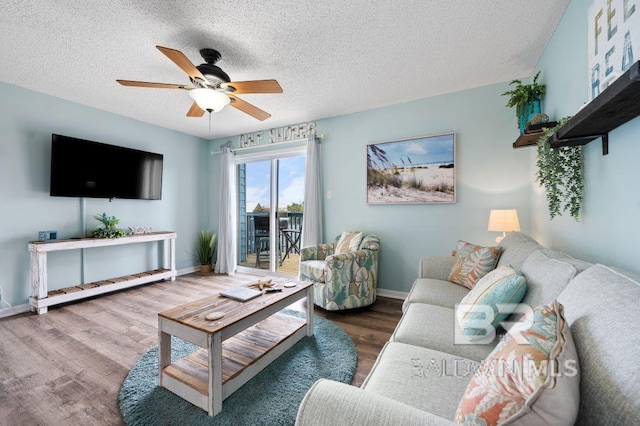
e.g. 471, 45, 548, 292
296, 232, 640, 425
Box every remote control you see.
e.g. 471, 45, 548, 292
265, 288, 283, 293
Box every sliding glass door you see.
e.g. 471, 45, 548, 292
236, 146, 306, 276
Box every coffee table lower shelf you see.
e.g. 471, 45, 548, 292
161, 312, 306, 412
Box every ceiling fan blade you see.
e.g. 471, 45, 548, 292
156, 45, 206, 81
116, 80, 192, 90
187, 102, 205, 117
223, 79, 283, 94
228, 95, 271, 121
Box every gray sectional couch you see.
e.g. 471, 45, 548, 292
296, 232, 640, 425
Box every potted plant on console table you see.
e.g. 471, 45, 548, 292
90, 213, 126, 239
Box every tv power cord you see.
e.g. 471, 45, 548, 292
0, 287, 12, 308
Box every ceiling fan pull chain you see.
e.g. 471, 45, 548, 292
209, 111, 212, 132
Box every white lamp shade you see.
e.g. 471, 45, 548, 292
488, 209, 521, 232
188, 88, 230, 112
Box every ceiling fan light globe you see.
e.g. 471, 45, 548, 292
188, 88, 230, 112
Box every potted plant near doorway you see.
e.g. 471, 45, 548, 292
191, 230, 217, 272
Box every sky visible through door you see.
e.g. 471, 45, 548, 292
245, 156, 305, 212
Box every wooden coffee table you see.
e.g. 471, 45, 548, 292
157, 279, 313, 416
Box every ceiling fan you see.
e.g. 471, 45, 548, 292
117, 46, 282, 121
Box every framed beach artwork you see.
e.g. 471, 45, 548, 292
366, 132, 456, 204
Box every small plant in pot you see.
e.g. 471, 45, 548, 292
501, 71, 546, 133
90, 213, 126, 239
191, 230, 217, 272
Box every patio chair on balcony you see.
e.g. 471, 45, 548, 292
281, 212, 303, 262
254, 215, 286, 268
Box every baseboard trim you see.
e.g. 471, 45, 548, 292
0, 303, 31, 319
376, 288, 408, 300
178, 266, 200, 275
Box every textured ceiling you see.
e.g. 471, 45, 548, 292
0, 0, 570, 140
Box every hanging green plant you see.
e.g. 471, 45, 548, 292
90, 213, 127, 238
535, 117, 584, 221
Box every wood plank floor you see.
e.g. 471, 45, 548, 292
0, 272, 403, 425
238, 252, 301, 275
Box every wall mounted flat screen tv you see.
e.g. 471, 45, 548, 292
50, 134, 163, 200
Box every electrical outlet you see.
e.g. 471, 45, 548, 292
327, 190, 332, 199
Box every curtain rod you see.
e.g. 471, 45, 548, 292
210, 133, 325, 155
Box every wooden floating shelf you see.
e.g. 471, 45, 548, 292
513, 121, 558, 148
550, 60, 640, 155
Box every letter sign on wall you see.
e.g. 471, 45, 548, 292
588, 0, 638, 100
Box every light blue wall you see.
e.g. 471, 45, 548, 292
211, 82, 533, 293
0, 82, 209, 308
532, 0, 640, 274
10, 0, 634, 310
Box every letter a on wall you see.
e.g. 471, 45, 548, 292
588, 0, 639, 100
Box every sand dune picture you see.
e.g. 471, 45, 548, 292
367, 133, 455, 204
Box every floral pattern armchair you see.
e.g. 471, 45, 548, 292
299, 233, 379, 310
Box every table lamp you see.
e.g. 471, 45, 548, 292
488, 209, 520, 243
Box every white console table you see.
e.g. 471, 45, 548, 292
29, 231, 177, 314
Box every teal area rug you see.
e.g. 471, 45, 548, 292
119, 309, 356, 425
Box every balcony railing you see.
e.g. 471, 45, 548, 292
244, 212, 303, 255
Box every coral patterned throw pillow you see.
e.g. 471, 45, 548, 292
448, 241, 503, 289
454, 300, 580, 425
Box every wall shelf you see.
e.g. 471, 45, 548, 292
513, 121, 558, 148
550, 60, 640, 155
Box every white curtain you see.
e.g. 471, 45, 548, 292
215, 147, 237, 275
301, 132, 323, 248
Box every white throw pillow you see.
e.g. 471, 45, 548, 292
335, 231, 363, 254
